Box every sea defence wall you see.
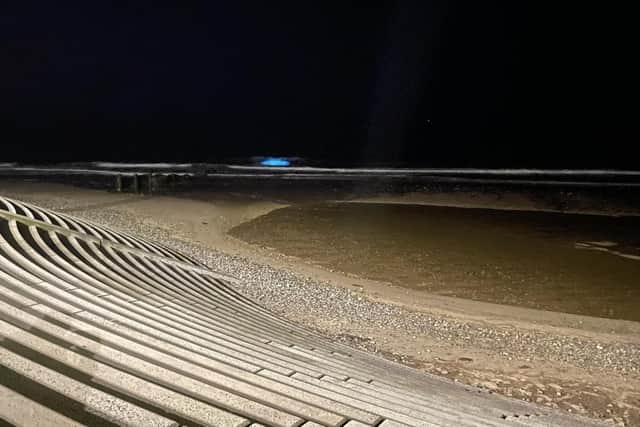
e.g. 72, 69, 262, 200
0, 196, 605, 426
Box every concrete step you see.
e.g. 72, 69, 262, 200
0, 346, 179, 427
259, 370, 437, 427
0, 383, 84, 427
5, 301, 348, 426
0, 316, 257, 427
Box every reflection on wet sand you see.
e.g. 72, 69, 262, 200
231, 202, 640, 321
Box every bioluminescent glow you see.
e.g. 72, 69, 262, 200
260, 157, 290, 167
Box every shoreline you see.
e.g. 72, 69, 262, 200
1, 180, 638, 425
341, 190, 640, 218
339, 197, 640, 218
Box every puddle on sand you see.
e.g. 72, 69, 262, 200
230, 203, 640, 321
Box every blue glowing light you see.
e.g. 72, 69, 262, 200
260, 157, 290, 167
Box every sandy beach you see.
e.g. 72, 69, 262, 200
1, 180, 638, 426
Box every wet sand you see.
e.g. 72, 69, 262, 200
230, 202, 640, 321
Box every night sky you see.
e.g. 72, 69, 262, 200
1, 2, 637, 167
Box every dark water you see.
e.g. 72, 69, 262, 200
231, 203, 640, 321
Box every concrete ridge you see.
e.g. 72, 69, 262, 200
0, 196, 605, 426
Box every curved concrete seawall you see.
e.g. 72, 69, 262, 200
0, 196, 604, 426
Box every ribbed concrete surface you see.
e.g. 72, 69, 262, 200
0, 196, 605, 426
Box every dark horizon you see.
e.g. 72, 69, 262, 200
2, 2, 637, 168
